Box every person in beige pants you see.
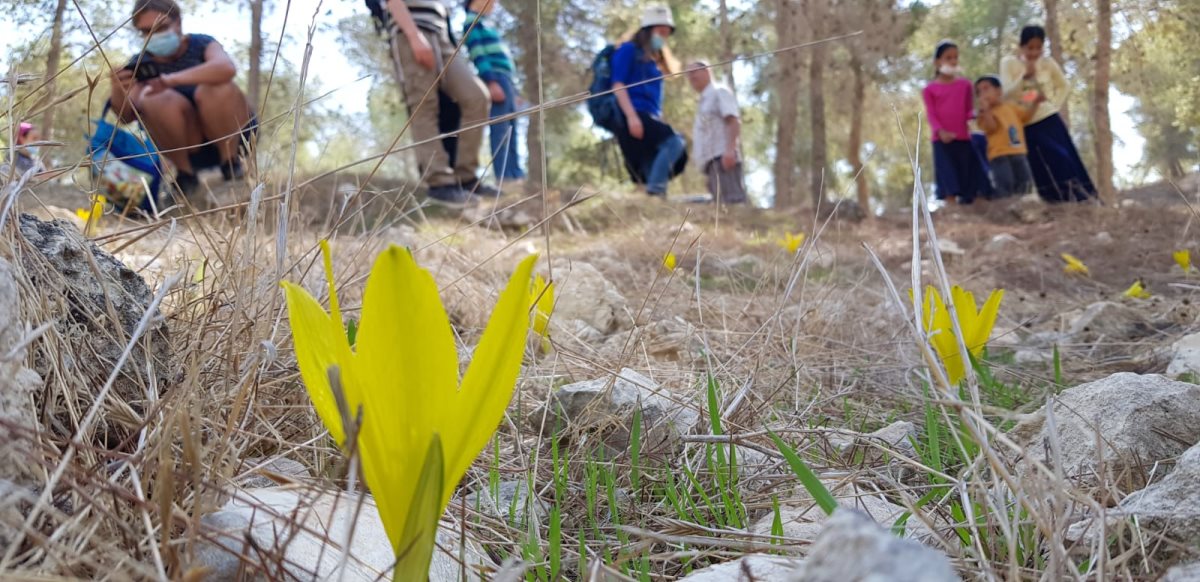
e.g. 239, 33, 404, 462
385, 0, 495, 205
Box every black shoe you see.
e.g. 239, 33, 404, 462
174, 172, 200, 198
221, 159, 245, 181
426, 185, 472, 208
460, 178, 499, 198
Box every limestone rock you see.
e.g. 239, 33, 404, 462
1167, 332, 1200, 377
1118, 440, 1200, 548
0, 258, 41, 486
750, 480, 934, 544
17, 214, 171, 431
1012, 373, 1200, 490
533, 368, 698, 455
795, 508, 959, 582
190, 487, 490, 581
462, 480, 547, 527
1162, 561, 1200, 582
603, 317, 704, 363
235, 457, 312, 489
678, 554, 805, 581
1060, 301, 1153, 344
546, 261, 627, 341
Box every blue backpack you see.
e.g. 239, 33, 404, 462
88, 102, 165, 213
587, 44, 624, 133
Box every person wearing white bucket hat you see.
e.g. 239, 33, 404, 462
610, 4, 687, 197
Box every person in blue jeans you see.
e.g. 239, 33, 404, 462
611, 5, 687, 196
463, 0, 525, 183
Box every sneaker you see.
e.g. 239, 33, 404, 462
426, 184, 472, 208
460, 178, 500, 198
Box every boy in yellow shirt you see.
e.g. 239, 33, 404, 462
974, 75, 1041, 198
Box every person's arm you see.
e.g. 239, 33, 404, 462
109, 66, 139, 124
718, 88, 740, 169
976, 103, 999, 132
998, 57, 1022, 101
164, 41, 236, 86
611, 45, 643, 138
923, 86, 953, 142
386, 0, 435, 70
1042, 58, 1069, 112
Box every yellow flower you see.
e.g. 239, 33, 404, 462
916, 285, 1004, 386
74, 195, 106, 236
532, 274, 554, 352
663, 252, 677, 271
1174, 250, 1191, 274
283, 241, 534, 581
1061, 253, 1089, 276
777, 232, 806, 254
1122, 278, 1151, 299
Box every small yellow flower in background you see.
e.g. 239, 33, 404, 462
74, 195, 106, 236
532, 274, 554, 353
283, 241, 534, 581
1061, 253, 1089, 276
1122, 278, 1151, 300
1174, 250, 1191, 274
916, 285, 1004, 386
777, 232, 806, 254
663, 252, 677, 271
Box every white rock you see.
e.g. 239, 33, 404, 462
547, 261, 627, 340
1162, 561, 1200, 582
1166, 332, 1200, 377
678, 554, 804, 581
236, 457, 312, 489
828, 421, 917, 458
984, 233, 1020, 252
1094, 231, 1114, 243
0, 259, 41, 486
462, 480, 548, 526
750, 480, 934, 544
535, 368, 699, 454
1061, 301, 1148, 342
1012, 373, 1200, 489
191, 487, 491, 581
1118, 440, 1200, 548
936, 239, 965, 256
795, 508, 959, 582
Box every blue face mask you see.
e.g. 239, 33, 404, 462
145, 30, 181, 57
650, 34, 665, 52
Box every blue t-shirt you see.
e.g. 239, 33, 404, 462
610, 41, 663, 117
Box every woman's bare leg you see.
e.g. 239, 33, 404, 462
193, 82, 253, 164
134, 89, 203, 174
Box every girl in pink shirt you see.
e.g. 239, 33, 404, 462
923, 41, 990, 204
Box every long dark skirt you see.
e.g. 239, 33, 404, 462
933, 139, 990, 204
1024, 113, 1096, 203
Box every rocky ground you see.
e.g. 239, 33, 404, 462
2, 171, 1200, 580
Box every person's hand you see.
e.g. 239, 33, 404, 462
112, 68, 136, 94
938, 129, 956, 144
1034, 91, 1047, 104
488, 81, 506, 104
410, 34, 435, 71
626, 114, 644, 139
142, 76, 169, 97
721, 150, 737, 171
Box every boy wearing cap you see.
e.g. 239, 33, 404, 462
463, 0, 524, 183
685, 62, 745, 204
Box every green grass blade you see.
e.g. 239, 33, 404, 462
767, 428, 837, 516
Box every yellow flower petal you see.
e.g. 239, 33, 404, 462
663, 252, 677, 271
1061, 253, 1089, 276
448, 255, 535, 507
1174, 250, 1191, 273
281, 281, 349, 444
777, 232, 805, 254
1122, 279, 1151, 300
532, 274, 553, 339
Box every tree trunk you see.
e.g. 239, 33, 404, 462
808, 41, 827, 210
994, 0, 1011, 71
513, 0, 545, 195
1043, 0, 1070, 126
248, 0, 264, 110
39, 0, 70, 141
1092, 0, 1115, 205
771, 0, 800, 208
848, 54, 869, 217
718, 0, 735, 86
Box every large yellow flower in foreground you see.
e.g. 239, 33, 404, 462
283, 243, 534, 580
917, 285, 1004, 386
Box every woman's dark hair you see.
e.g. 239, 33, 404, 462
1020, 25, 1046, 46
975, 75, 1001, 89
133, 0, 181, 22
633, 27, 660, 62
934, 40, 957, 60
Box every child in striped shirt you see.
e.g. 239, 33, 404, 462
463, 0, 525, 181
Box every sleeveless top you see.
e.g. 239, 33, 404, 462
125, 34, 216, 76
